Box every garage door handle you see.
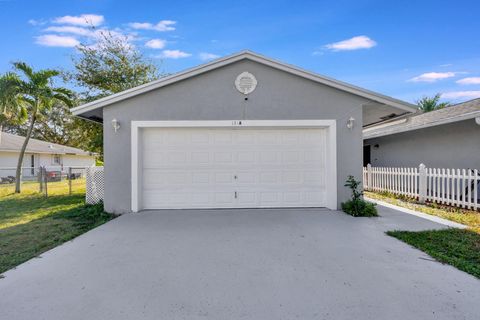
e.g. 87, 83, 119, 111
234, 191, 238, 199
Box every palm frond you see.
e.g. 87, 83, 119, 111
0, 73, 24, 113
52, 93, 74, 107
12, 61, 34, 79
32, 69, 60, 87
53, 87, 75, 98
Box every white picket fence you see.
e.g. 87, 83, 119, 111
363, 164, 479, 211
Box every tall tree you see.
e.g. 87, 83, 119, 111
0, 73, 28, 139
70, 30, 159, 97
417, 94, 450, 112
66, 30, 160, 157
0, 62, 74, 193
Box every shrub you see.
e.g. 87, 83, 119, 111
341, 175, 378, 217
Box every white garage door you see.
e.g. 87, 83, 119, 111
141, 127, 327, 209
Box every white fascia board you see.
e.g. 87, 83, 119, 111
363, 118, 408, 132
72, 50, 416, 116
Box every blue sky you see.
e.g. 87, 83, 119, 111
1, 0, 479, 103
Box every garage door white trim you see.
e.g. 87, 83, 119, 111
131, 120, 337, 212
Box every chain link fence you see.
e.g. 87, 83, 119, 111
0, 166, 91, 197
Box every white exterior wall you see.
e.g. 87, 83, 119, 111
0, 151, 36, 178
364, 119, 480, 170
62, 155, 96, 168
1, 151, 95, 178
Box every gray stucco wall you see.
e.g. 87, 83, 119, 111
364, 119, 480, 170
103, 59, 368, 213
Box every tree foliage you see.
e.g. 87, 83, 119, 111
68, 30, 159, 96
0, 62, 74, 192
2, 101, 102, 155
417, 94, 450, 113
0, 72, 29, 130
63, 30, 160, 158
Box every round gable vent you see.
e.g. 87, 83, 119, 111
235, 72, 257, 95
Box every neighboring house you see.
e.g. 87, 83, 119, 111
72, 50, 416, 213
363, 98, 480, 169
0, 132, 96, 179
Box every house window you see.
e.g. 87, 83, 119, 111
52, 154, 62, 165
31, 155, 35, 175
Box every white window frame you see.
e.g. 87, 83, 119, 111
52, 154, 62, 165
131, 120, 337, 212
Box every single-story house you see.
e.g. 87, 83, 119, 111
0, 132, 96, 179
72, 50, 416, 213
363, 98, 480, 169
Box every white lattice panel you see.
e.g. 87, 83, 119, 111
86, 167, 104, 204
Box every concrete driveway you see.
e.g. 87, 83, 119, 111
0, 206, 479, 320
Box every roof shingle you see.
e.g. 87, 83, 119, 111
0, 132, 94, 156
363, 98, 480, 139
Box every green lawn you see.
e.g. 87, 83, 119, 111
0, 190, 114, 275
0, 178, 86, 198
387, 229, 480, 279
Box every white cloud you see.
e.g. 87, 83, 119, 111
35, 34, 80, 47
28, 19, 46, 26
441, 91, 480, 100
53, 14, 104, 27
456, 77, 480, 85
129, 20, 176, 32
145, 39, 166, 49
157, 49, 191, 59
199, 52, 220, 61
324, 35, 377, 51
43, 25, 136, 44
44, 26, 93, 37
409, 72, 456, 82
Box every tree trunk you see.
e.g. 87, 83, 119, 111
14, 112, 36, 193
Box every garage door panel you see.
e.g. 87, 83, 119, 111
192, 172, 210, 184
236, 172, 256, 184
213, 152, 233, 163
282, 151, 300, 163
191, 152, 210, 163
215, 192, 235, 204
141, 127, 327, 209
237, 151, 255, 163
284, 192, 302, 203
259, 151, 279, 163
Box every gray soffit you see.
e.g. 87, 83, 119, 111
0, 132, 95, 156
363, 98, 480, 139
71, 50, 417, 122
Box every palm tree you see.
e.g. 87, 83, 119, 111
417, 94, 450, 113
0, 62, 74, 193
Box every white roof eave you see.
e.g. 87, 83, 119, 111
363, 110, 480, 139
